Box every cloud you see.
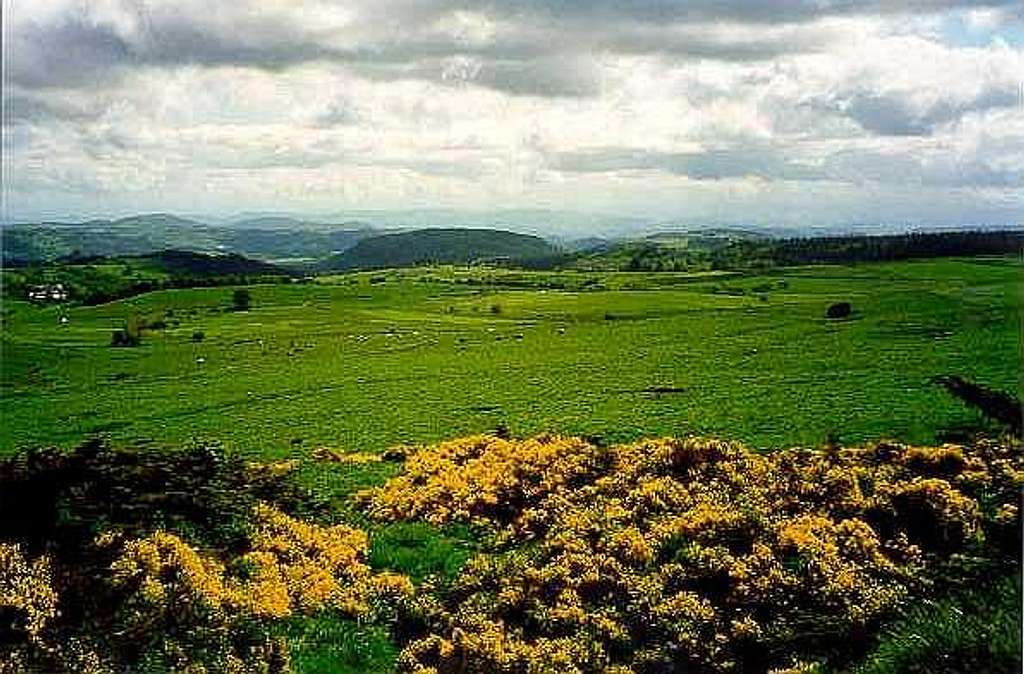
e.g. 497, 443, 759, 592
3, 0, 1022, 226
314, 99, 362, 127
3, 93, 106, 125
836, 86, 1019, 135
11, 0, 1018, 94
548, 146, 823, 181
548, 131, 1024, 189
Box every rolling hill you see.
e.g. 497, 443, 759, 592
3, 250, 292, 306
0, 214, 376, 265
316, 228, 562, 271
138, 250, 291, 277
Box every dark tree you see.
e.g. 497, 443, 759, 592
826, 302, 852, 319
232, 288, 252, 311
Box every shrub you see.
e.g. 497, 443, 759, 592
110, 316, 144, 347
191, 330, 205, 343
0, 543, 58, 643
0, 440, 412, 673
366, 434, 1023, 673
232, 288, 252, 311
826, 302, 852, 319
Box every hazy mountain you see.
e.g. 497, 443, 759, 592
1, 214, 376, 264
108, 213, 204, 229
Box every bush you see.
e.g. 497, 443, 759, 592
0, 440, 411, 673
365, 434, 1023, 673
826, 302, 852, 319
232, 288, 252, 311
192, 330, 205, 343
110, 315, 144, 347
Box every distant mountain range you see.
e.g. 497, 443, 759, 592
0, 213, 376, 265
3, 211, 1019, 268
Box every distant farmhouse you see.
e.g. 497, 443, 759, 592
27, 283, 69, 303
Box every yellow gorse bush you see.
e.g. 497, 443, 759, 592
110, 503, 412, 623
366, 434, 1022, 673
363, 434, 605, 532
0, 543, 59, 642
99, 503, 415, 672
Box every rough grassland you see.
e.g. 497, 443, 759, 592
1, 258, 1018, 459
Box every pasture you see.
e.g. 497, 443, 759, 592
2, 257, 1017, 460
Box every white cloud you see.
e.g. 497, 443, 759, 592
3, 0, 1022, 227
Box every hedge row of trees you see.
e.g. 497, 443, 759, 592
712, 230, 1024, 269
580, 230, 1023, 273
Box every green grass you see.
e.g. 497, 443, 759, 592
2, 257, 1018, 462
368, 521, 477, 582
853, 574, 1022, 674
275, 613, 397, 674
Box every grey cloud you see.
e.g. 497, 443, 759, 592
465, 56, 603, 98
550, 146, 826, 181
10, 8, 597, 98
3, 93, 106, 125
602, 24, 833, 60
349, 52, 602, 98
549, 142, 1023, 188
10, 19, 133, 88
314, 99, 362, 127
471, 0, 1019, 24
12, 0, 1015, 97
8, 11, 334, 89
822, 86, 1020, 136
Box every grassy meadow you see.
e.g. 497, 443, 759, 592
2, 257, 1018, 460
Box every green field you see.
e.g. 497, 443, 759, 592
2, 255, 1021, 673
2, 257, 1018, 459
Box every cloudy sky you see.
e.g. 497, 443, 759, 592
3, 0, 1023, 229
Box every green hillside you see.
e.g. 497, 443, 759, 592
317, 228, 561, 271
2, 250, 291, 306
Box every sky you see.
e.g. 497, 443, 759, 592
2, 0, 1023, 230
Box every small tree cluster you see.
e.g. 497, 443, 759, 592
110, 315, 144, 347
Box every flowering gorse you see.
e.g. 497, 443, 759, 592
109, 503, 413, 623
1, 503, 414, 673
367, 434, 1022, 673
0, 543, 58, 642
